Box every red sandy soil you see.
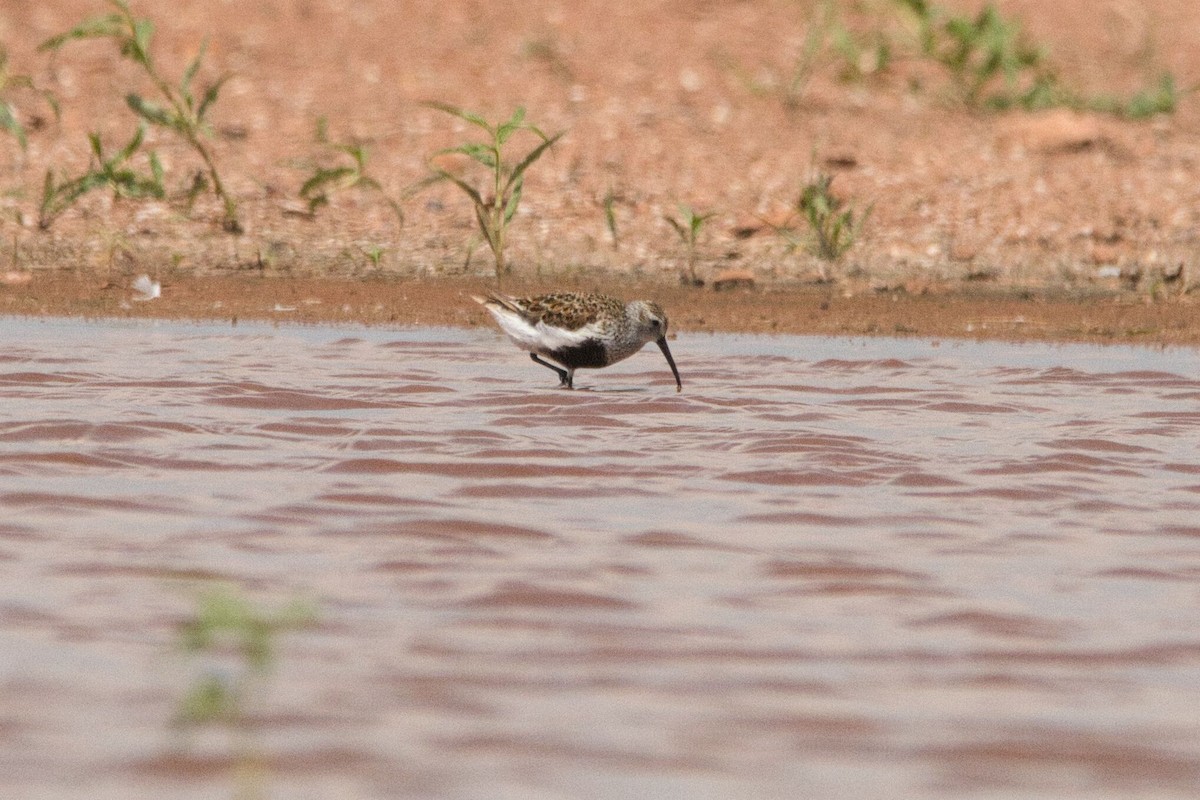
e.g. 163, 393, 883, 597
0, 0, 1197, 343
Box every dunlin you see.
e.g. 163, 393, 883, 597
473, 291, 683, 391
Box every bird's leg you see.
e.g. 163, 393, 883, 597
530, 353, 572, 389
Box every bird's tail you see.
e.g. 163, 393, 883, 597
471, 291, 523, 315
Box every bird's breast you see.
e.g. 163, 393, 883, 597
547, 338, 610, 368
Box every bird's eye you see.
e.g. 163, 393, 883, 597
651, 318, 661, 327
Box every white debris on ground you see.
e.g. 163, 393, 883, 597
131, 275, 161, 301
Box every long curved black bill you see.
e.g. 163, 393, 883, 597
655, 337, 683, 392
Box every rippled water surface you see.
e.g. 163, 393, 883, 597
3, 316, 1200, 799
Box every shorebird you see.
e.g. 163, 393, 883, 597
473, 291, 683, 391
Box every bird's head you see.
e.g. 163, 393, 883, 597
629, 300, 681, 392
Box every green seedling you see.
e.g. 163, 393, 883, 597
300, 117, 403, 224
799, 173, 870, 261
40, 0, 240, 232
787, 1, 893, 105
665, 203, 715, 286
785, 0, 836, 105
1117, 73, 1180, 119
898, 0, 1058, 110
423, 103, 564, 285
359, 243, 386, 269
772, 173, 871, 264
755, 0, 1185, 118
899, 1, 1189, 116
0, 45, 59, 151
1037, 71, 1183, 119
602, 187, 619, 250
39, 124, 163, 229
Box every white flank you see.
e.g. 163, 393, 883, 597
483, 304, 595, 353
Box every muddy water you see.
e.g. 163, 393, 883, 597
2, 316, 1199, 799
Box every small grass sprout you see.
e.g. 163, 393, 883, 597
754, 0, 1185, 119
785, 0, 837, 105
771, 173, 871, 264
299, 117, 403, 224
665, 202, 715, 286
897, 0, 1190, 117
359, 243, 387, 269
1122, 73, 1180, 119
423, 103, 564, 285
1087, 73, 1184, 120
40, 0, 241, 232
899, 0, 1054, 109
0, 45, 59, 152
38, 124, 164, 229
793, 1, 893, 100
602, 187, 620, 250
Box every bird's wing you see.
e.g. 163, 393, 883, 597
475, 292, 600, 351
528, 294, 624, 331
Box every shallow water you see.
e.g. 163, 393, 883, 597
2, 316, 1199, 799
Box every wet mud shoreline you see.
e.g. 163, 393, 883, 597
3, 270, 1197, 347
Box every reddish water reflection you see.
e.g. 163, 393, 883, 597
3, 317, 1200, 798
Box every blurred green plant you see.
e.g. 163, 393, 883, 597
665, 202, 714, 286
176, 586, 316, 726
783, 1, 834, 105
899, 0, 1055, 108
897, 0, 1186, 116
175, 586, 316, 799
1121, 73, 1180, 119
771, 173, 871, 264
749, 0, 1186, 118
0, 45, 59, 151
800, 173, 871, 261
602, 187, 619, 250
299, 117, 403, 224
359, 243, 386, 269
38, 124, 164, 229
40, 0, 241, 232
1082, 73, 1182, 119
787, 0, 892, 106
423, 103, 564, 285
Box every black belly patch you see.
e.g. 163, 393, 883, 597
547, 338, 608, 369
